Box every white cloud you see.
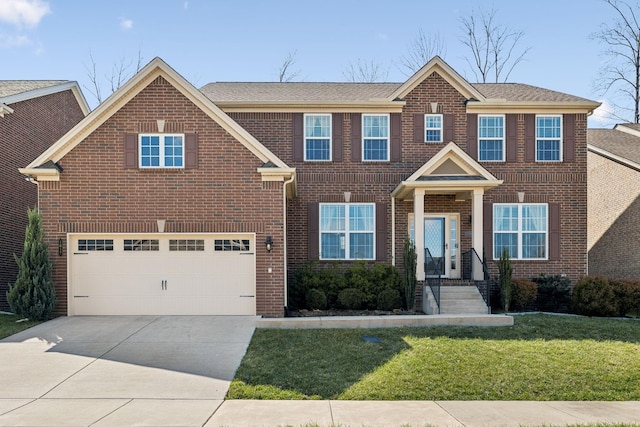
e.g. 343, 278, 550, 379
0, 0, 50, 28
119, 17, 133, 30
0, 33, 30, 47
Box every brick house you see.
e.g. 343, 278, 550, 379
0, 81, 88, 310
21, 57, 599, 317
588, 124, 640, 280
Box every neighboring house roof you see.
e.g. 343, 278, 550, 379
200, 56, 599, 114
0, 80, 91, 116
588, 127, 640, 171
20, 57, 295, 193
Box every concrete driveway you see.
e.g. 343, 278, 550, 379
0, 315, 258, 426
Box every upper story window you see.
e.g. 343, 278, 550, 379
536, 115, 562, 161
493, 203, 548, 260
478, 115, 504, 161
362, 114, 389, 161
425, 114, 443, 143
304, 114, 331, 161
320, 203, 375, 260
139, 134, 184, 168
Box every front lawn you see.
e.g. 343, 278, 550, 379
0, 313, 41, 340
228, 314, 640, 400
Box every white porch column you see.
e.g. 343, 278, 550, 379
471, 188, 484, 280
414, 189, 425, 281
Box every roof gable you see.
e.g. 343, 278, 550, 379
0, 80, 90, 116
389, 56, 486, 101
24, 57, 289, 172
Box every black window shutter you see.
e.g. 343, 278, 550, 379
332, 113, 343, 162
414, 114, 424, 142
124, 133, 138, 168
351, 113, 362, 162
467, 114, 478, 160
563, 114, 575, 162
307, 203, 319, 260
443, 114, 454, 142
483, 202, 493, 260
293, 113, 303, 161
524, 114, 536, 162
506, 114, 517, 162
549, 203, 560, 261
390, 113, 402, 162
185, 133, 198, 168
376, 202, 388, 261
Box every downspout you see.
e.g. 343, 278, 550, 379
282, 174, 295, 311
391, 195, 396, 266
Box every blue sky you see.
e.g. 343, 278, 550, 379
0, 0, 624, 126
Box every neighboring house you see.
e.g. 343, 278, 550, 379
0, 81, 89, 310
20, 57, 599, 317
588, 124, 640, 280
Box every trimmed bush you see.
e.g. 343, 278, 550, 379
497, 248, 513, 312
531, 274, 572, 312
403, 238, 417, 310
511, 279, 537, 311
610, 279, 640, 317
306, 288, 327, 310
573, 276, 617, 317
338, 288, 365, 310
377, 288, 402, 311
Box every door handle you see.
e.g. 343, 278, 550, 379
161, 280, 167, 290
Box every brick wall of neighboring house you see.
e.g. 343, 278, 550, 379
37, 77, 286, 317
588, 151, 640, 280
233, 72, 589, 308
0, 90, 85, 311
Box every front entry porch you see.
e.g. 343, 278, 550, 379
392, 142, 503, 314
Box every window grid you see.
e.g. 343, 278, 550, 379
78, 239, 114, 251
362, 114, 389, 161
425, 114, 443, 143
304, 114, 331, 161
169, 239, 204, 251
536, 116, 562, 161
478, 115, 504, 161
124, 239, 159, 251
493, 204, 548, 260
214, 239, 250, 251
320, 203, 375, 260
140, 134, 184, 168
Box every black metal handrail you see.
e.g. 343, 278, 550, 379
425, 247, 441, 310
462, 248, 491, 310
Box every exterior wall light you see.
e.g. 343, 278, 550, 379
265, 236, 273, 253
58, 238, 63, 256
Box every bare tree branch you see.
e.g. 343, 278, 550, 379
342, 59, 389, 83
83, 50, 145, 105
592, 0, 640, 123
398, 29, 447, 76
278, 50, 301, 82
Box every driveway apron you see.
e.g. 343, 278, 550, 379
0, 315, 257, 426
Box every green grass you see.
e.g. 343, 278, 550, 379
228, 314, 640, 401
0, 313, 41, 340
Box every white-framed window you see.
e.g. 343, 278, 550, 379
78, 239, 113, 251
214, 239, 250, 251
139, 134, 184, 168
478, 115, 505, 161
124, 239, 159, 251
493, 203, 548, 260
320, 203, 375, 260
169, 239, 204, 251
362, 114, 389, 161
425, 114, 443, 142
304, 114, 331, 161
536, 115, 562, 161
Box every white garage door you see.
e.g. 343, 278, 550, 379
69, 234, 256, 315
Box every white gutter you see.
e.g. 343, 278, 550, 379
282, 174, 296, 311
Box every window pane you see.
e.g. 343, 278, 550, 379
522, 233, 546, 259
537, 116, 561, 138
321, 233, 345, 259
305, 115, 330, 137
140, 135, 160, 167
479, 139, 503, 161
494, 233, 517, 259
349, 205, 374, 231
479, 116, 504, 161
164, 135, 183, 167
494, 205, 518, 231
363, 139, 388, 160
305, 139, 330, 160
425, 129, 441, 142
363, 115, 388, 138
537, 139, 560, 161
425, 115, 442, 128
349, 233, 373, 259
522, 205, 547, 231
320, 205, 345, 231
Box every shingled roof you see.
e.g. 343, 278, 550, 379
0, 80, 69, 98
588, 127, 640, 166
199, 81, 594, 104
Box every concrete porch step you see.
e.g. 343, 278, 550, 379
439, 286, 489, 315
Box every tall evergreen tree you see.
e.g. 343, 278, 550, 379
7, 209, 56, 320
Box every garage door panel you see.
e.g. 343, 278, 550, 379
70, 234, 256, 315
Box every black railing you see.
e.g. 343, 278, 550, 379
462, 248, 491, 310
424, 247, 441, 310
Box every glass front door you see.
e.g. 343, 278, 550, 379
409, 214, 460, 278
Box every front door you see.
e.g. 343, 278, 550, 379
410, 214, 460, 278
